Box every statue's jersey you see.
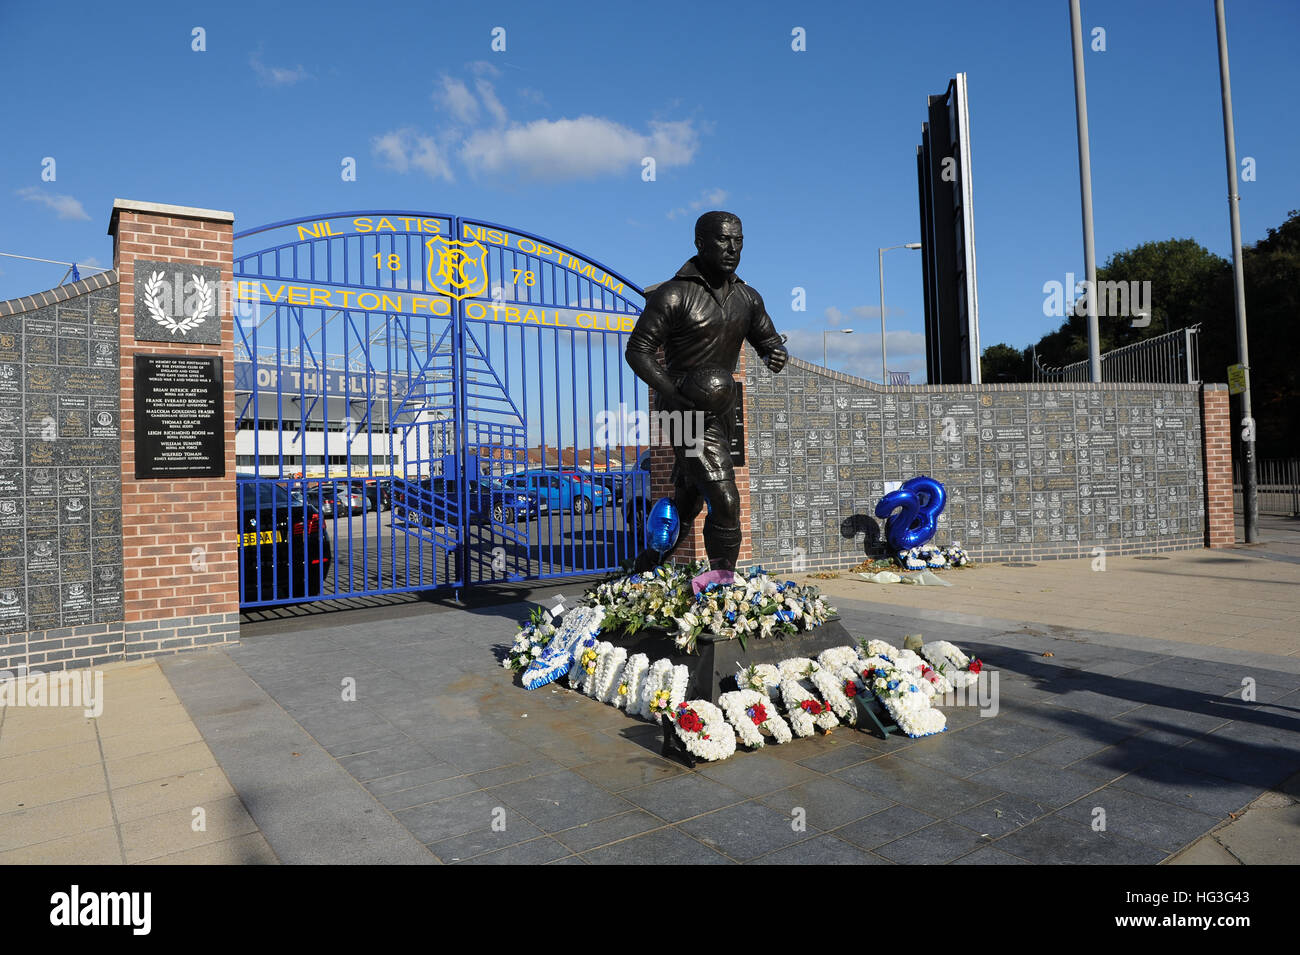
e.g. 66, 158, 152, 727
626, 256, 785, 483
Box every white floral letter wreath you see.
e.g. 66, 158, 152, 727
734, 663, 781, 704
639, 658, 689, 722
922, 640, 982, 689
863, 662, 947, 738
719, 688, 793, 748
672, 699, 736, 762
778, 657, 840, 737
615, 653, 650, 711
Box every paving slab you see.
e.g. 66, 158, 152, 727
159, 651, 436, 864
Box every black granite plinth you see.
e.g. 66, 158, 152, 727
612, 614, 856, 704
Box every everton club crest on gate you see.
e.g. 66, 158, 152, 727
426, 237, 488, 300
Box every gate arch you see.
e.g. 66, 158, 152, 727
233, 211, 648, 606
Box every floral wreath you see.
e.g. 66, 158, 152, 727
921, 640, 984, 689
588, 643, 627, 704
862, 662, 947, 738
673, 700, 737, 762
719, 688, 793, 748
639, 658, 689, 721
777, 657, 840, 737
811, 665, 863, 725
734, 663, 781, 703
614, 652, 650, 711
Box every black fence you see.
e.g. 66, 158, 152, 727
1235, 458, 1300, 516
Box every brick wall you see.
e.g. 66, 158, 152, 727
110, 200, 240, 651
1201, 384, 1234, 548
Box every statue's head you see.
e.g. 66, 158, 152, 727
694, 211, 742, 277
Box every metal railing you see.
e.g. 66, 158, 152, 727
1032, 324, 1201, 384
1234, 458, 1300, 516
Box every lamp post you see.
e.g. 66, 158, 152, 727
823, 328, 854, 367
1215, 0, 1257, 544
878, 243, 921, 383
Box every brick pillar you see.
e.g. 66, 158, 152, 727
1201, 383, 1234, 548
647, 350, 755, 570
109, 199, 240, 656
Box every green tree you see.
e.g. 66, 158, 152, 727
1025, 211, 1300, 455
981, 343, 1029, 382
1033, 239, 1229, 368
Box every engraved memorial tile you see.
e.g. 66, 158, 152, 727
90, 326, 118, 369
0, 329, 19, 364
0, 557, 22, 590
0, 587, 25, 633
63, 524, 89, 553
58, 395, 90, 438
62, 581, 94, 626
61, 549, 91, 581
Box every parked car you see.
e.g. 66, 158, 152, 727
346, 478, 391, 511
504, 470, 607, 514
314, 485, 368, 516
564, 467, 632, 506
391, 476, 538, 526
237, 477, 331, 602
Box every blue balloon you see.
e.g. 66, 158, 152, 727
875, 476, 947, 552
903, 476, 946, 516
645, 498, 681, 555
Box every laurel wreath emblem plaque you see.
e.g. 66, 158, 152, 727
144, 270, 213, 335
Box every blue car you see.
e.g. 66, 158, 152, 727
392, 476, 539, 526
504, 470, 607, 515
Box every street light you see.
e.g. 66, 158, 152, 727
823, 328, 854, 367
878, 243, 921, 383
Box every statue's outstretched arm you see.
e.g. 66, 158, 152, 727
746, 292, 789, 373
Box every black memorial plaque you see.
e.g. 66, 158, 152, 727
134, 354, 225, 479
729, 381, 745, 466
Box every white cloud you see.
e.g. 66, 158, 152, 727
16, 187, 90, 221
475, 78, 508, 127
852, 303, 905, 320
667, 187, 729, 220
371, 128, 454, 182
461, 115, 698, 182
250, 53, 311, 86
783, 327, 926, 380
435, 75, 479, 124
392, 64, 701, 183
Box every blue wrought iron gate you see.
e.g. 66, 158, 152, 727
233, 211, 648, 607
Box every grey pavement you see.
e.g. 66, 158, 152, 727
155, 587, 1300, 865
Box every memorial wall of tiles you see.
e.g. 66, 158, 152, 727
0, 286, 123, 635
744, 360, 1205, 569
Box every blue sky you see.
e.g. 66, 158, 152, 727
1, 0, 1297, 384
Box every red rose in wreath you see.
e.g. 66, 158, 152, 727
677, 709, 705, 734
